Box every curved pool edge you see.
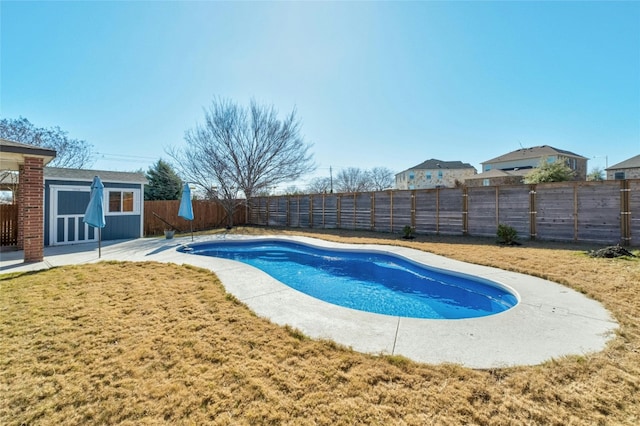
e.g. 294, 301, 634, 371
168, 234, 618, 369
180, 237, 522, 320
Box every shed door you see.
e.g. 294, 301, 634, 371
50, 186, 97, 246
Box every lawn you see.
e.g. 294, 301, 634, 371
1, 227, 639, 425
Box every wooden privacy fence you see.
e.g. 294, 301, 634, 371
0, 204, 18, 246
249, 179, 640, 246
144, 200, 247, 236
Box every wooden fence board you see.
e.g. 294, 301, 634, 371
297, 196, 310, 228
339, 194, 356, 230
391, 191, 412, 233
355, 193, 372, 230
415, 190, 439, 233
536, 184, 577, 241
467, 187, 497, 237
323, 195, 338, 229
576, 182, 621, 243
497, 186, 531, 237
0, 204, 18, 246
373, 191, 392, 232
438, 188, 464, 235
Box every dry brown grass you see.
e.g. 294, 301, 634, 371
1, 227, 639, 425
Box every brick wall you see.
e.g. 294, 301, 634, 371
18, 157, 45, 262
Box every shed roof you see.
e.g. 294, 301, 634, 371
44, 167, 147, 184
606, 154, 640, 170
483, 145, 586, 164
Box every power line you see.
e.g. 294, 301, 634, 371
95, 152, 158, 161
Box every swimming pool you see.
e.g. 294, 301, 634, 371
181, 240, 518, 319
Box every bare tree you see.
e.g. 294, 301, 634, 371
369, 167, 395, 191
306, 176, 332, 194
334, 167, 373, 193
170, 97, 315, 226
0, 117, 94, 168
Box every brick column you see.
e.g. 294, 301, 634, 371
18, 157, 45, 262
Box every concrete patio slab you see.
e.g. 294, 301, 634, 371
0, 234, 618, 369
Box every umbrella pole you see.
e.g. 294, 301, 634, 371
99, 228, 102, 258
191, 221, 193, 242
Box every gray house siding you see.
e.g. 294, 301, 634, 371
44, 178, 144, 246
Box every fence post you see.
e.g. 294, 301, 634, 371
337, 194, 342, 229
286, 196, 291, 227
371, 192, 375, 230
390, 191, 394, 232
411, 190, 416, 230
621, 180, 631, 246
353, 193, 357, 230
573, 183, 579, 242
436, 188, 440, 235
462, 187, 468, 235
495, 186, 499, 228
529, 185, 537, 240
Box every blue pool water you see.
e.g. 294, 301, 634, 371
181, 240, 518, 319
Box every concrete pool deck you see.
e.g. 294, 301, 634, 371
0, 234, 618, 369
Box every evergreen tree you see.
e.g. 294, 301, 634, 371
145, 160, 182, 200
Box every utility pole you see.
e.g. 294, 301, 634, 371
330, 166, 333, 194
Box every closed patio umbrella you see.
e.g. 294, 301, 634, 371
83, 176, 106, 257
178, 183, 194, 241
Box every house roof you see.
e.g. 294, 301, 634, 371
0, 138, 57, 170
405, 159, 476, 171
44, 167, 148, 184
606, 154, 640, 170
482, 145, 587, 164
464, 168, 531, 180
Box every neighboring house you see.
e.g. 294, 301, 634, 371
463, 168, 531, 187
395, 159, 477, 190
44, 167, 147, 246
479, 145, 588, 184
606, 155, 640, 180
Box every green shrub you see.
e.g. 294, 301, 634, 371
402, 225, 415, 239
497, 224, 519, 245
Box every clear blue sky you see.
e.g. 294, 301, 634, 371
2, 1, 639, 186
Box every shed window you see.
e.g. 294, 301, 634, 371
409, 172, 415, 180
483, 179, 490, 186
107, 189, 139, 214
426, 172, 432, 179
438, 170, 443, 179
614, 171, 625, 180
